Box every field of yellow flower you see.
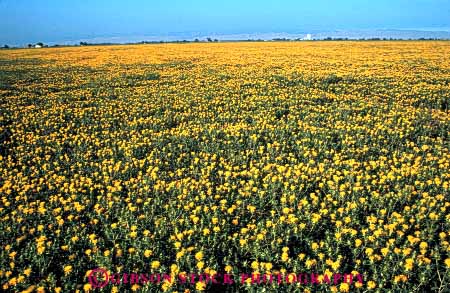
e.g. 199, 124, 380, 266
0, 41, 449, 292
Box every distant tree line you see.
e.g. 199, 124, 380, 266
26, 42, 48, 48
8, 37, 444, 49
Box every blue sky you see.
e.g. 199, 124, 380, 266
1, 0, 449, 45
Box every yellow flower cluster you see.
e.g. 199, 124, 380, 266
0, 41, 449, 292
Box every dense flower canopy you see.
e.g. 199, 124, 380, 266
0, 41, 449, 292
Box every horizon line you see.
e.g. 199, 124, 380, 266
2, 27, 450, 47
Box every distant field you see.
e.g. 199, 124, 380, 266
0, 41, 449, 292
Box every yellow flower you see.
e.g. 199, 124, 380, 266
419, 242, 428, 250
23, 268, 32, 277
339, 282, 350, 292
367, 281, 376, 289
144, 249, 153, 258
151, 261, 161, 269
197, 261, 205, 270
8, 277, 17, 286
195, 281, 206, 291
394, 274, 408, 283
404, 258, 414, 271
162, 281, 172, 291
131, 284, 140, 291
195, 251, 204, 261
251, 261, 259, 270
331, 260, 340, 271
63, 265, 73, 275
